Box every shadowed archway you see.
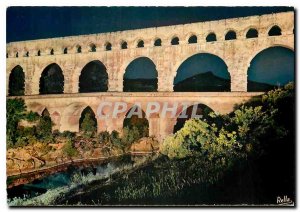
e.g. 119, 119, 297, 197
247, 46, 294, 91
123, 57, 158, 92
9, 65, 25, 96
79, 60, 108, 93
173, 104, 213, 133
39, 63, 64, 94
123, 106, 149, 138
79, 106, 97, 134
174, 53, 230, 92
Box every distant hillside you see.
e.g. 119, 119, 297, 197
123, 78, 158, 92
174, 71, 230, 92
247, 80, 277, 92
123, 72, 279, 92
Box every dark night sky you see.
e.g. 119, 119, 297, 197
6, 6, 293, 43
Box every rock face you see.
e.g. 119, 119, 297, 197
130, 137, 159, 154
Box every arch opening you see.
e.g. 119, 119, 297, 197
90, 44, 96, 52
154, 38, 162, 46
206, 33, 217, 42
79, 60, 108, 93
174, 53, 230, 92
247, 46, 294, 91
188, 35, 197, 44
123, 106, 149, 140
50, 49, 54, 55
137, 40, 144, 48
268, 25, 282, 36
171, 37, 179, 45
9, 65, 25, 96
105, 42, 112, 51
37, 50, 41, 56
123, 57, 158, 92
77, 46, 82, 53
246, 28, 258, 38
121, 41, 127, 49
173, 104, 213, 133
225, 30, 237, 40
39, 63, 64, 94
79, 106, 97, 135
63, 48, 68, 54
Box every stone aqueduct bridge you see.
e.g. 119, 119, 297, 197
6, 11, 294, 141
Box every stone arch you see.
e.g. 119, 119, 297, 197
39, 63, 64, 94
268, 25, 282, 36
137, 40, 144, 48
206, 32, 217, 42
105, 42, 112, 51
173, 52, 230, 92
247, 46, 294, 91
246, 28, 259, 38
37, 50, 41, 56
123, 105, 149, 138
76, 45, 82, 53
171, 36, 179, 45
123, 57, 158, 92
173, 103, 214, 133
79, 106, 97, 133
79, 60, 108, 93
225, 30, 237, 40
121, 40, 128, 49
50, 49, 54, 55
15, 52, 18, 58
89, 43, 96, 52
154, 38, 162, 46
8, 65, 25, 96
188, 34, 197, 44
63, 47, 68, 54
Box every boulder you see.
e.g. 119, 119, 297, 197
130, 137, 159, 154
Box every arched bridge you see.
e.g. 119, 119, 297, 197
6, 11, 294, 141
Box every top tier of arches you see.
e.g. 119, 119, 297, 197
6, 12, 293, 58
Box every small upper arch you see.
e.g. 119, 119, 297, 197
206, 32, 217, 42
89, 43, 97, 52
137, 39, 144, 48
153, 38, 162, 47
121, 40, 128, 49
268, 25, 282, 36
188, 34, 197, 44
76, 45, 82, 53
225, 30, 237, 40
171, 36, 180, 45
105, 42, 112, 51
246, 27, 259, 39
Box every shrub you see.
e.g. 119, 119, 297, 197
62, 139, 78, 158
26, 111, 40, 122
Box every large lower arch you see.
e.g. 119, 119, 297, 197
79, 60, 108, 93
8, 65, 25, 96
173, 103, 213, 133
79, 106, 97, 134
174, 53, 230, 92
247, 46, 294, 91
123, 57, 158, 92
123, 106, 149, 138
39, 63, 64, 94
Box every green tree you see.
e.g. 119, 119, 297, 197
7, 98, 27, 146
62, 139, 78, 157
80, 113, 97, 137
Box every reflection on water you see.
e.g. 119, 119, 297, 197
7, 154, 151, 200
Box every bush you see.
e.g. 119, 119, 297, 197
98, 131, 110, 144
62, 139, 78, 158
61, 131, 76, 139
26, 111, 40, 122
36, 115, 53, 139
80, 113, 97, 137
